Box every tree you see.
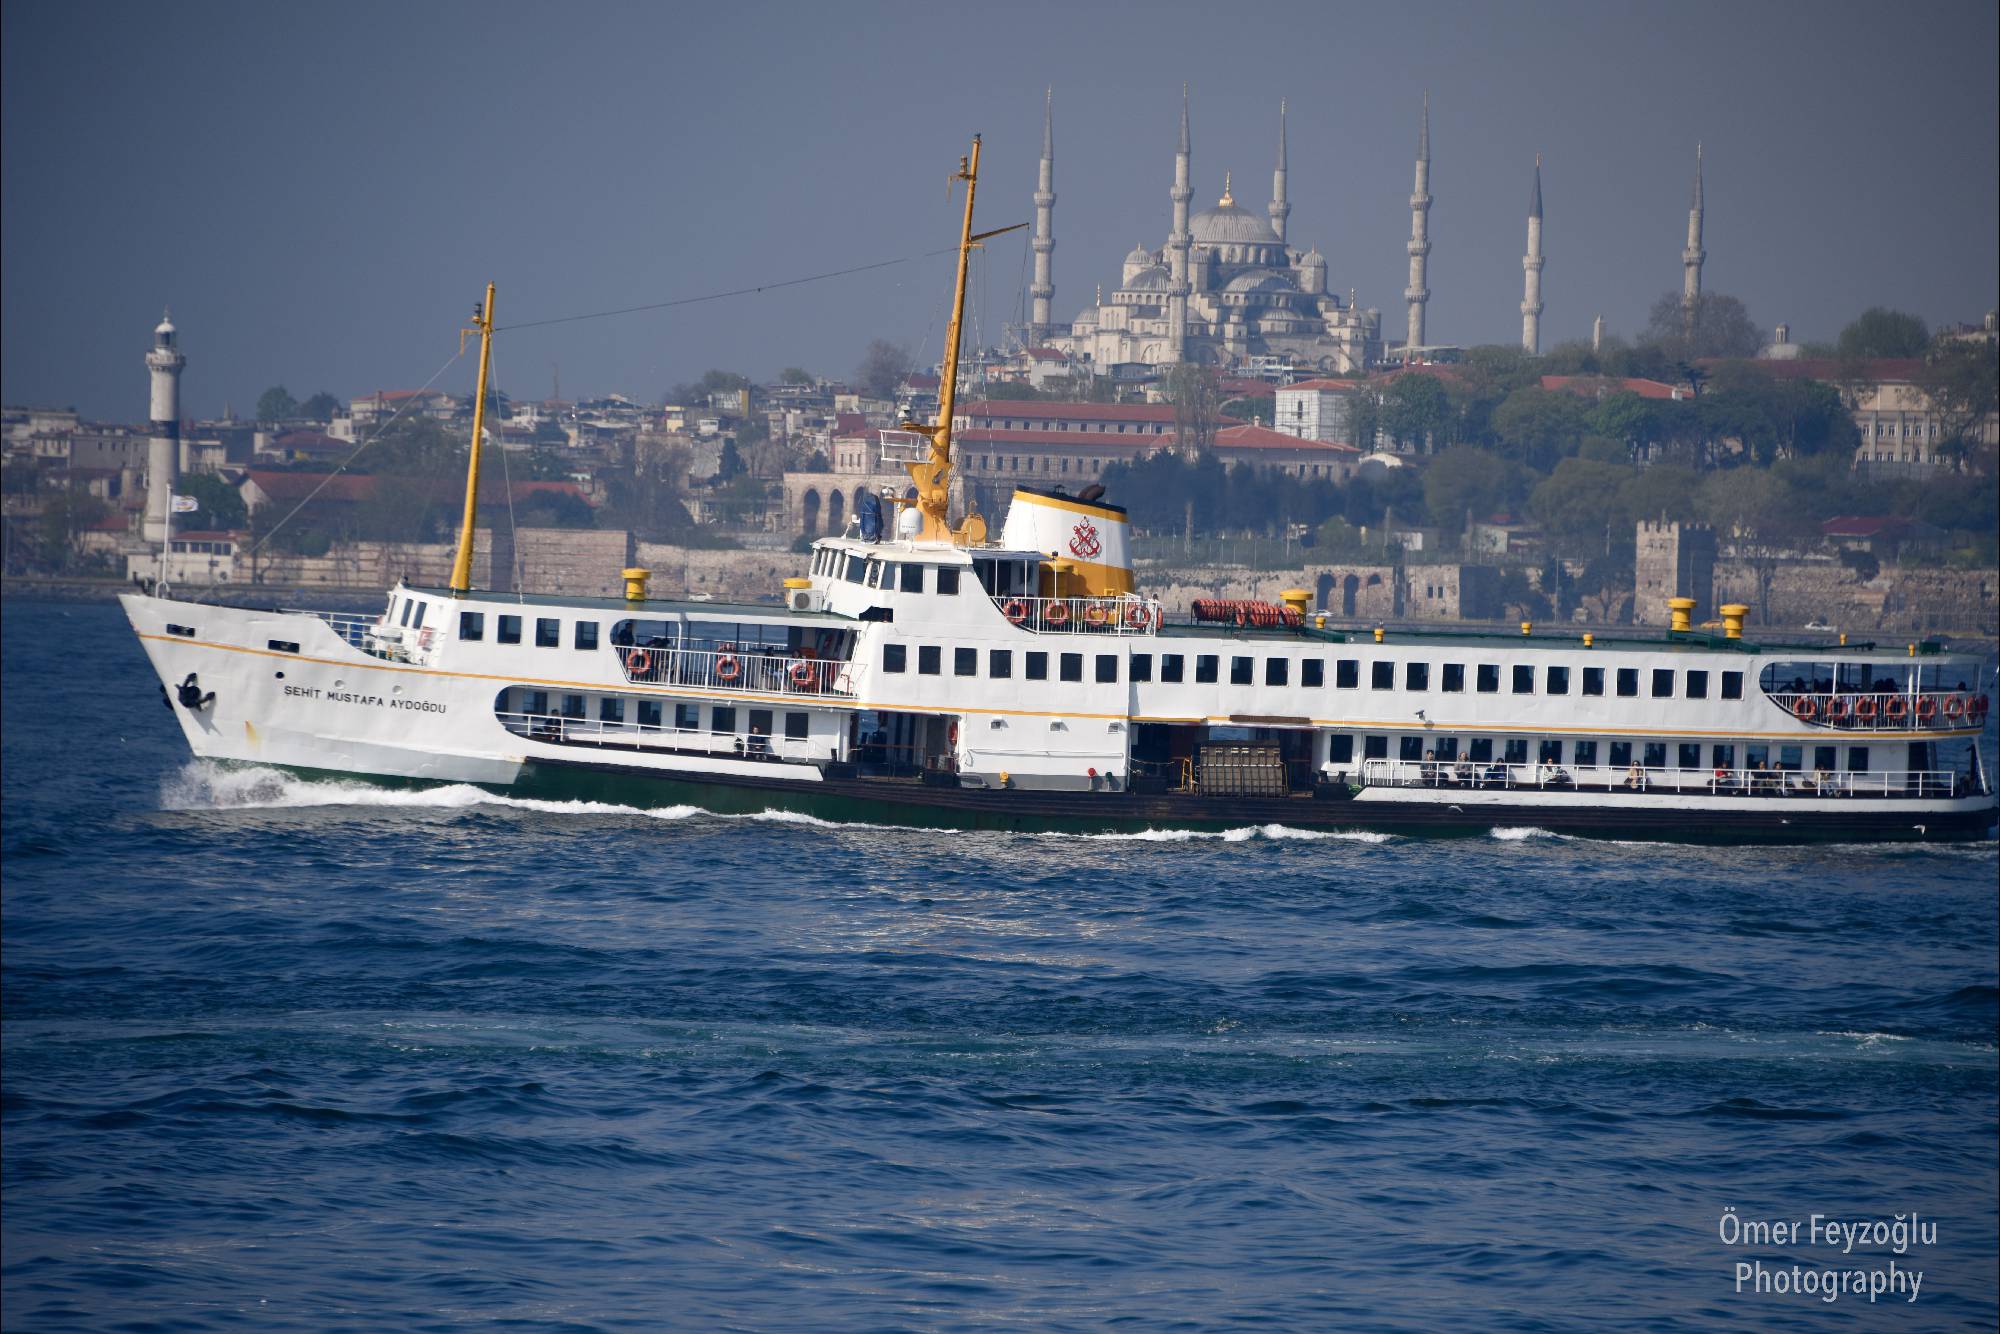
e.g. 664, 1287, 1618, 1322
1163, 363, 1221, 458
1491, 386, 1591, 471
1918, 336, 1999, 473
256, 386, 299, 423
299, 391, 342, 422
1643, 291, 1760, 362
856, 340, 913, 399
1347, 387, 1382, 451
1530, 458, 1631, 555
176, 471, 247, 530
1422, 445, 1515, 536
1836, 308, 1929, 360
1697, 468, 1810, 621
1220, 393, 1274, 424
1381, 374, 1450, 451
778, 366, 815, 386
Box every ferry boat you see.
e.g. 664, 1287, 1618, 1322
122, 138, 1995, 844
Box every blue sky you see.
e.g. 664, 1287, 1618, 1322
3, 0, 1995, 420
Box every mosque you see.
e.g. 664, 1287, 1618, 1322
1032, 90, 1384, 375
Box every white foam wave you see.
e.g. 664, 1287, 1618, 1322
1487, 826, 1572, 841
160, 762, 701, 822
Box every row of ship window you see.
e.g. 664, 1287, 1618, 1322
458, 611, 600, 650
1331, 734, 1875, 772
881, 643, 1747, 699
510, 690, 810, 739
813, 547, 963, 594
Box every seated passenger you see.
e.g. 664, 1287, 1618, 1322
1623, 763, 1644, 790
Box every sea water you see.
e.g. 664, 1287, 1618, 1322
3, 599, 1995, 1331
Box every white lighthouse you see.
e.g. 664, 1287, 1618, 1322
143, 309, 186, 546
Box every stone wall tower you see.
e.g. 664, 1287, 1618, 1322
1404, 93, 1432, 355
1633, 520, 1716, 626
1029, 88, 1056, 341
1682, 143, 1705, 323
1267, 99, 1290, 246
1167, 85, 1193, 358
143, 309, 186, 546
1520, 156, 1544, 355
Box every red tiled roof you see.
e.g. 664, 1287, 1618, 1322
957, 428, 1168, 451
274, 429, 345, 449
1374, 363, 1467, 386
1280, 378, 1363, 393
832, 412, 872, 437
1215, 377, 1271, 396
86, 514, 130, 532
900, 373, 942, 389
1153, 423, 1362, 454
1821, 515, 1912, 538
959, 400, 1179, 423
1698, 358, 1925, 383
1540, 375, 1685, 401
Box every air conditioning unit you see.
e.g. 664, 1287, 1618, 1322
789, 587, 827, 613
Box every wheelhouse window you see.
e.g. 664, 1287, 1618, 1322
936, 568, 960, 595
954, 647, 977, 676
1336, 659, 1359, 689
1406, 662, 1429, 691
399, 599, 414, 627
1721, 672, 1743, 700
882, 644, 907, 673
1026, 652, 1048, 681
918, 646, 941, 675
1616, 668, 1639, 697
1546, 666, 1569, 695
1686, 670, 1708, 699
1371, 661, 1394, 690
845, 555, 866, 584
1301, 659, 1324, 688
1160, 654, 1185, 683
1231, 656, 1254, 685
575, 621, 599, 651
536, 618, 560, 648
498, 615, 522, 644
410, 602, 426, 630
1060, 653, 1083, 683
1476, 664, 1499, 693
1652, 669, 1675, 698
900, 564, 925, 593
1096, 655, 1118, 684
1131, 654, 1152, 683
990, 649, 1013, 678
1196, 655, 1219, 684
1582, 667, 1604, 696
459, 612, 484, 641
1442, 663, 1465, 692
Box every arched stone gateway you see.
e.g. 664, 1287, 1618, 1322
827, 490, 845, 534
801, 488, 820, 536
1315, 571, 1334, 612
1342, 573, 1359, 617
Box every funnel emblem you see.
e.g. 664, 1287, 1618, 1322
1068, 520, 1102, 559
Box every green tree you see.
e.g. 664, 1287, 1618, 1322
1163, 363, 1221, 458
1422, 445, 1516, 537
1643, 291, 1761, 361
1491, 387, 1591, 471
1456, 345, 1542, 399
1918, 336, 2000, 473
1529, 458, 1630, 555
778, 366, 815, 386
1697, 468, 1810, 621
256, 385, 299, 422
175, 471, 247, 529
1836, 308, 1929, 360
855, 340, 913, 399
1381, 374, 1450, 451
299, 391, 342, 422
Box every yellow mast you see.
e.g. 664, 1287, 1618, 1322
448, 282, 496, 594
907, 136, 1022, 543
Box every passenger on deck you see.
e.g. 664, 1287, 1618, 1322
1623, 763, 1644, 791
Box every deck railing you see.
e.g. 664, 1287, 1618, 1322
1765, 690, 1989, 731
990, 594, 1162, 636
496, 709, 815, 763
613, 644, 854, 698
281, 608, 422, 662
1357, 759, 1978, 799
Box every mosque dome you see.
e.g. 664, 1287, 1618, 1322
1124, 244, 1154, 267
1124, 266, 1172, 291
1223, 271, 1296, 295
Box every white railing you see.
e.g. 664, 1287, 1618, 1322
496, 710, 816, 763
282, 608, 424, 662
1358, 759, 1977, 799
1766, 690, 1990, 731
991, 594, 1162, 636
614, 644, 854, 698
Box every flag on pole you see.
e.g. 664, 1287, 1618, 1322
171, 494, 200, 513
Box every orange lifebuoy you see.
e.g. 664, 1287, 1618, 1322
625, 648, 651, 674
1916, 694, 1938, 722
1792, 696, 1818, 720
1827, 695, 1851, 722
1003, 598, 1030, 624
714, 653, 741, 683
1853, 696, 1877, 720
1084, 603, 1111, 627
1043, 601, 1070, 627
1943, 694, 1966, 720
1126, 602, 1152, 629
1883, 696, 1907, 721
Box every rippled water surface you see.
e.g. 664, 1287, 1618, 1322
4, 600, 1997, 1331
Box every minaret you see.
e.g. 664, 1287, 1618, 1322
1029, 88, 1056, 343
1592, 314, 1605, 352
1520, 156, 1544, 355
143, 309, 186, 546
1404, 92, 1432, 356
1168, 84, 1193, 358
1267, 99, 1290, 246
1682, 143, 1705, 325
